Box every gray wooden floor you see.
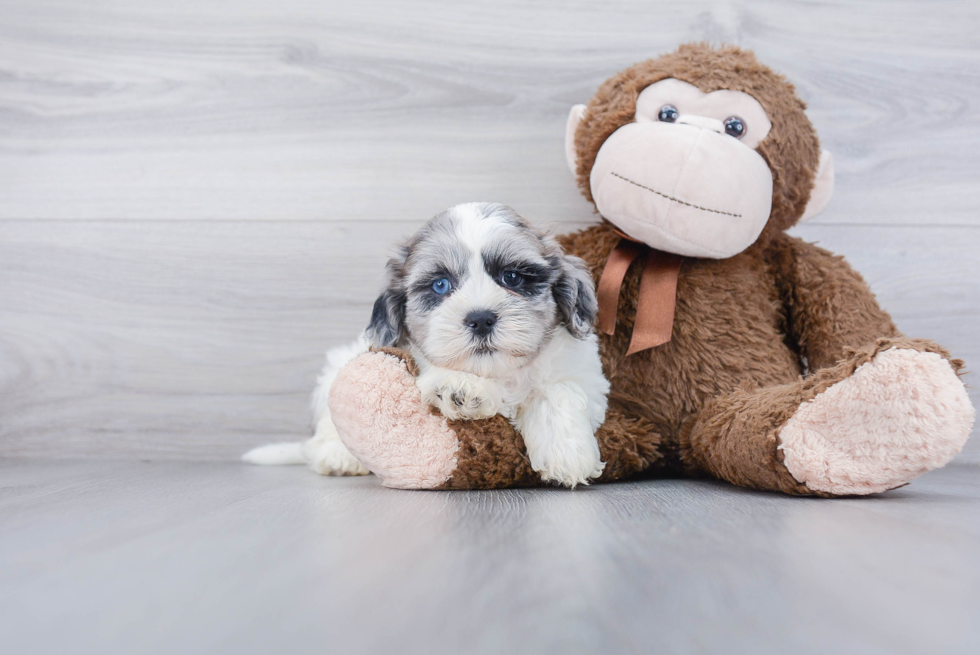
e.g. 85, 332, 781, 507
2, 458, 980, 655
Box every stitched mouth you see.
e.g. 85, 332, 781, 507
610, 172, 742, 218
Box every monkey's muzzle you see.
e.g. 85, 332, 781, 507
590, 121, 773, 259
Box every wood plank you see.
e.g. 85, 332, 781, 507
2, 459, 979, 654
1, 220, 976, 460
1, 0, 978, 225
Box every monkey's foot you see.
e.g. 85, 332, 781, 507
328, 350, 460, 489
779, 348, 975, 495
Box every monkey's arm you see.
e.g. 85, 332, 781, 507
773, 234, 900, 372
328, 348, 665, 489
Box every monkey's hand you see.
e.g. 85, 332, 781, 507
416, 367, 501, 421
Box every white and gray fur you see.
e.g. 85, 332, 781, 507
244, 202, 610, 487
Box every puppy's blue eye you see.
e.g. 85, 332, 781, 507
431, 278, 452, 294
500, 271, 523, 288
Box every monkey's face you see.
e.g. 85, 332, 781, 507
567, 46, 833, 252
579, 78, 776, 258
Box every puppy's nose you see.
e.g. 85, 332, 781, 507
464, 310, 497, 337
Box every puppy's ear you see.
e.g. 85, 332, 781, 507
553, 253, 598, 338
365, 248, 408, 348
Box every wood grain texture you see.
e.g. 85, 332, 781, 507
0, 220, 977, 460
2, 459, 980, 655
1, 0, 979, 224
0, 0, 978, 461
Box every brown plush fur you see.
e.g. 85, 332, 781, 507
408, 44, 960, 495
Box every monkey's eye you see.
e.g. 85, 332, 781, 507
724, 116, 746, 139
500, 271, 524, 288
658, 105, 679, 123
431, 278, 452, 294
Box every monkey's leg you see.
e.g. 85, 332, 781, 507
328, 349, 663, 489
683, 338, 974, 496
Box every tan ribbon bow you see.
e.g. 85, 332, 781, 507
597, 236, 683, 356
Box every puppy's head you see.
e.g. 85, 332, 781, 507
365, 203, 597, 377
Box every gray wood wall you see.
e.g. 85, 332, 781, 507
2, 0, 978, 461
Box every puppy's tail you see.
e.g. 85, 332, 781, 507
242, 442, 306, 466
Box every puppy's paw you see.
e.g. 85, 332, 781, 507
302, 426, 371, 476
532, 441, 605, 489
418, 370, 500, 421
307, 440, 371, 476
517, 382, 606, 489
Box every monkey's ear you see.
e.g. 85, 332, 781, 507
565, 104, 586, 175
799, 150, 835, 222
554, 254, 598, 339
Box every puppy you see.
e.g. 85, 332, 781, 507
244, 202, 609, 487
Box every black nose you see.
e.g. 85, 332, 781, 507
464, 310, 497, 337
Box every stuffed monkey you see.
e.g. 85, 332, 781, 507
328, 43, 975, 495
